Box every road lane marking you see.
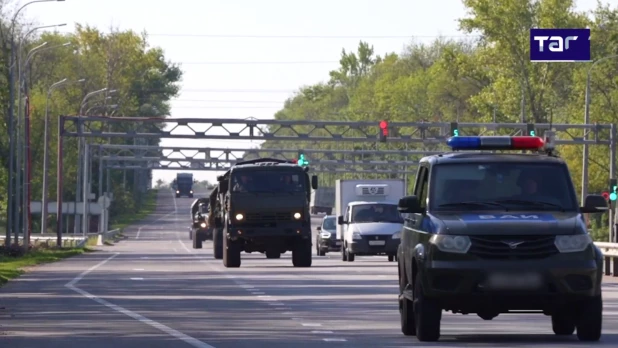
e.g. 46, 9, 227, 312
312, 331, 333, 334
136, 211, 176, 239
136, 227, 142, 239
302, 323, 322, 327
65, 253, 216, 348
323, 338, 347, 342
130, 278, 144, 280
133, 268, 144, 271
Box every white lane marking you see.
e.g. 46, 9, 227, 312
257, 295, 271, 298
268, 303, 285, 306
133, 268, 144, 271
323, 339, 347, 342
131, 278, 144, 280
274, 307, 290, 310
312, 331, 333, 334
251, 292, 265, 295
136, 211, 176, 240
66, 253, 216, 348
140, 257, 149, 259
173, 248, 178, 253
302, 323, 322, 327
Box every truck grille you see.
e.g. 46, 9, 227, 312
468, 235, 558, 260
361, 235, 391, 241
245, 212, 293, 222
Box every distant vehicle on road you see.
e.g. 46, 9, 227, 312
189, 198, 212, 248
206, 158, 318, 268
175, 173, 194, 198
316, 215, 340, 255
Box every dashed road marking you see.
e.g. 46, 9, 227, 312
312, 330, 333, 334
302, 323, 322, 327
257, 295, 271, 298
133, 268, 144, 271
323, 338, 347, 342
130, 277, 144, 280
251, 292, 265, 295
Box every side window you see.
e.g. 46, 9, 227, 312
416, 167, 429, 209
344, 206, 351, 222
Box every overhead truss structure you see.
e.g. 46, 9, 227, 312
61, 116, 616, 145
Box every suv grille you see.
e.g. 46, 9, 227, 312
468, 235, 558, 260
361, 235, 391, 241
245, 212, 292, 222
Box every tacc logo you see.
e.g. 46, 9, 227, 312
529, 29, 590, 62
533, 35, 578, 52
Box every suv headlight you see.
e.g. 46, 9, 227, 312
235, 213, 244, 221
430, 235, 471, 254
320, 232, 331, 238
200, 222, 206, 228
392, 232, 401, 239
352, 232, 362, 240
554, 234, 592, 253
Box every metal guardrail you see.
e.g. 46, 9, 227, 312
88, 228, 121, 246
0, 229, 122, 248
595, 242, 618, 277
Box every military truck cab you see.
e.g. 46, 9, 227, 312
211, 158, 318, 268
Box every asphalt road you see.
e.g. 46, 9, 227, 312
1, 189, 618, 347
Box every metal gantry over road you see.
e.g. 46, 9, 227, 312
45, 116, 618, 246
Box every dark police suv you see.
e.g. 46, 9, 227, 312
396, 135, 607, 342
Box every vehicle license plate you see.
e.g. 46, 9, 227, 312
368, 240, 386, 246
486, 272, 542, 290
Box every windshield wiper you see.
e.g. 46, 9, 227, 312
438, 201, 508, 209
493, 199, 565, 211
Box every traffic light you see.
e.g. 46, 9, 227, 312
526, 123, 536, 136
379, 120, 388, 142
610, 178, 617, 201
450, 122, 459, 137
297, 151, 309, 166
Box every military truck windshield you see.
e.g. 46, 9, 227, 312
430, 162, 577, 211
351, 203, 403, 223
322, 216, 336, 231
231, 170, 306, 193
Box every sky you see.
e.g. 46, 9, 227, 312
23, 0, 609, 185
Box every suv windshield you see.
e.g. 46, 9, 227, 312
351, 203, 403, 223
430, 162, 577, 211
322, 217, 336, 231
231, 170, 306, 193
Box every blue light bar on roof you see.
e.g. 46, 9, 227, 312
446, 136, 545, 150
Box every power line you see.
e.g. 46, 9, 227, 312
179, 61, 338, 65
171, 99, 283, 103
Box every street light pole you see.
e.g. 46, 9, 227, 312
41, 78, 86, 236
581, 54, 618, 205
4, 0, 64, 248
75, 88, 109, 234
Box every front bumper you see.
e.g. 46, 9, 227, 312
228, 222, 311, 240
349, 234, 399, 255
422, 255, 601, 312
319, 238, 342, 251
193, 227, 213, 239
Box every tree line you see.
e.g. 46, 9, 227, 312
258, 0, 618, 239
0, 6, 182, 234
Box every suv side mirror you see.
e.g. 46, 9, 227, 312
398, 195, 423, 214
581, 194, 609, 213
337, 215, 346, 225
311, 175, 318, 190
316, 226, 321, 231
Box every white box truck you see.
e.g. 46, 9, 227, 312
335, 179, 406, 262
310, 187, 335, 215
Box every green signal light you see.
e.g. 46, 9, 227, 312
453, 129, 459, 136
612, 185, 617, 201
298, 154, 309, 166
530, 130, 535, 136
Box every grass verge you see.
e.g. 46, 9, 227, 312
0, 247, 92, 287
110, 189, 159, 230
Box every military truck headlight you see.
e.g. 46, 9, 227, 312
554, 234, 592, 253
190, 190, 193, 193
235, 213, 244, 221
392, 232, 401, 239
352, 232, 362, 240
320, 232, 331, 238
430, 235, 471, 254
200, 222, 206, 228
176, 190, 179, 193
293, 212, 301, 219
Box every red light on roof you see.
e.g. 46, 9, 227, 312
290, 159, 297, 164
602, 192, 610, 200
379, 121, 388, 129
510, 136, 545, 149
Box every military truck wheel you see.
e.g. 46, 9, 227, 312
266, 251, 280, 259
341, 244, 347, 261
223, 236, 241, 268
292, 241, 312, 267
192, 233, 202, 249
213, 229, 223, 259
388, 255, 395, 262
344, 244, 355, 262
413, 275, 441, 341
576, 296, 602, 341
189, 229, 193, 240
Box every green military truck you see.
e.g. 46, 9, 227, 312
208, 158, 318, 268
